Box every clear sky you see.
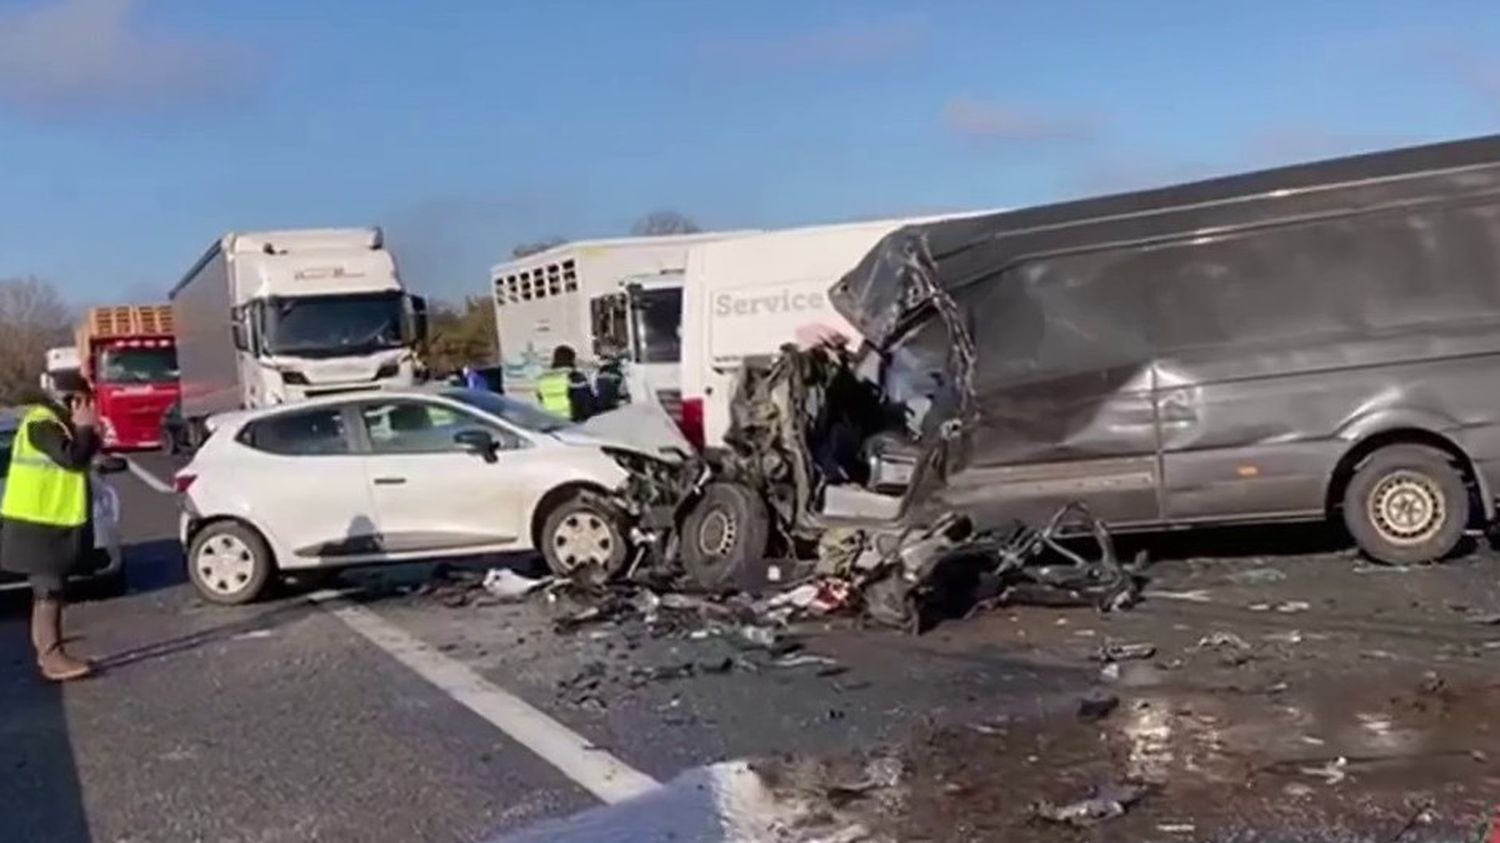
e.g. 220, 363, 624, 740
1, 0, 1498, 304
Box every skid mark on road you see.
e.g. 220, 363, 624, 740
311, 590, 662, 805
124, 459, 174, 494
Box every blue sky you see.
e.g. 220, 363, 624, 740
1, 0, 1498, 304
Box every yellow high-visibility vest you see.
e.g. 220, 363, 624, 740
0, 405, 87, 528
536, 369, 573, 417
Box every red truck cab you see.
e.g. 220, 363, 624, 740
79, 306, 181, 451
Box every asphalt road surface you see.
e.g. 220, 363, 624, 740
8, 452, 1500, 842
0, 454, 1096, 842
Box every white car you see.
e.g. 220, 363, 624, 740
0, 414, 127, 597
175, 388, 688, 605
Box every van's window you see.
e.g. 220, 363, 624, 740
240, 408, 350, 456
630, 287, 683, 364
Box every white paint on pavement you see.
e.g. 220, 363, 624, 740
125, 458, 174, 494
310, 590, 662, 805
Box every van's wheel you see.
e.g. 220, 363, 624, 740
540, 495, 629, 585
1343, 445, 1469, 565
187, 521, 275, 605
680, 483, 770, 591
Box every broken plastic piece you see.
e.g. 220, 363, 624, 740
1031, 782, 1147, 826
482, 568, 553, 601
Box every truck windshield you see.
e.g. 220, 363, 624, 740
263, 292, 407, 357
629, 287, 682, 364
100, 347, 179, 385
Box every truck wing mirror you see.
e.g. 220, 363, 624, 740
410, 295, 429, 345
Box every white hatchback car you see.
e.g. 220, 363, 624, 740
175, 388, 686, 604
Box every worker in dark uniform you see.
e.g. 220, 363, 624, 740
535, 345, 596, 422
0, 375, 100, 681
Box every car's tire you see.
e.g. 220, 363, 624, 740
539, 494, 630, 584
1342, 444, 1469, 565
187, 521, 275, 605
679, 482, 771, 591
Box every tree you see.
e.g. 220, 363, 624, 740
0, 277, 71, 406
511, 236, 568, 259
631, 210, 701, 237
424, 295, 497, 376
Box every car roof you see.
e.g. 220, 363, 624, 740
210, 387, 469, 427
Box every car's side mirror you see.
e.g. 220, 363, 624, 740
453, 429, 498, 462
96, 456, 128, 475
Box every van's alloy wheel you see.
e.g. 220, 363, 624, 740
1343, 445, 1468, 566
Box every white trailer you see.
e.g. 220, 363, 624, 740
490, 232, 755, 417
170, 228, 427, 436
679, 212, 998, 450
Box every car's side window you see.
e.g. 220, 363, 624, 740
239, 408, 351, 456
359, 401, 506, 454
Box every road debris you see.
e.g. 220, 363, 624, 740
1092, 641, 1157, 662
1299, 756, 1350, 785
1031, 781, 1147, 826
482, 568, 554, 601
1077, 692, 1120, 722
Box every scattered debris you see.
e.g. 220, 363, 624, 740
1031, 781, 1147, 827
1464, 611, 1500, 626
1249, 600, 1310, 613
1157, 822, 1197, 834
1299, 756, 1350, 785
1092, 641, 1157, 662
482, 568, 554, 601
1228, 567, 1286, 585
1076, 693, 1120, 722
1194, 631, 1251, 651
1147, 589, 1213, 603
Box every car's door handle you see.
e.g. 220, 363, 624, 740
373, 477, 407, 486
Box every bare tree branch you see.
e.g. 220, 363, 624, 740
631, 210, 701, 236
0, 276, 71, 406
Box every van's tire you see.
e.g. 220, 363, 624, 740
187, 521, 275, 605
1342, 445, 1469, 565
540, 494, 629, 585
680, 482, 771, 591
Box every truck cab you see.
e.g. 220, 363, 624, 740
588, 271, 686, 419
78, 306, 181, 451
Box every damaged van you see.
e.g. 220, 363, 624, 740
681, 134, 1500, 582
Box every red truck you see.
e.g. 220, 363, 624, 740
78, 305, 181, 451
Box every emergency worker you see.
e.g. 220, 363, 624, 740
0, 376, 100, 681
535, 345, 596, 421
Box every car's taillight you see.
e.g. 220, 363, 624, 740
173, 472, 196, 493
678, 397, 705, 451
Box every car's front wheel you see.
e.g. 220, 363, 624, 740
539, 494, 629, 584
187, 521, 275, 605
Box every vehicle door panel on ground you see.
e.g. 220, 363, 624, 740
353, 398, 527, 554
232, 404, 378, 561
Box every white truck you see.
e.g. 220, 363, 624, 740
39, 346, 81, 396
679, 213, 997, 451
490, 232, 754, 420
170, 227, 427, 440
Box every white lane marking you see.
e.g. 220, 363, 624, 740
125, 458, 174, 494
310, 590, 661, 804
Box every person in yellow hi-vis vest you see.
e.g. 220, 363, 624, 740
0, 376, 100, 681
535, 345, 596, 422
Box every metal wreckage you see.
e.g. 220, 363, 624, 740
584, 227, 1140, 632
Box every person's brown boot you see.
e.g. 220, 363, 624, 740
32, 598, 92, 682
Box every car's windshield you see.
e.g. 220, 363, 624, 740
630, 286, 682, 364
444, 388, 571, 432
263, 292, 407, 357
100, 346, 179, 385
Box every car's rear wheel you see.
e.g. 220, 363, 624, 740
540, 495, 629, 584
680, 482, 770, 591
188, 521, 274, 605
1342, 444, 1469, 565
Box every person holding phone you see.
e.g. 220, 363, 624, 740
0, 374, 101, 681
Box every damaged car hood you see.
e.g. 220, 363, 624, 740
563, 402, 694, 462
